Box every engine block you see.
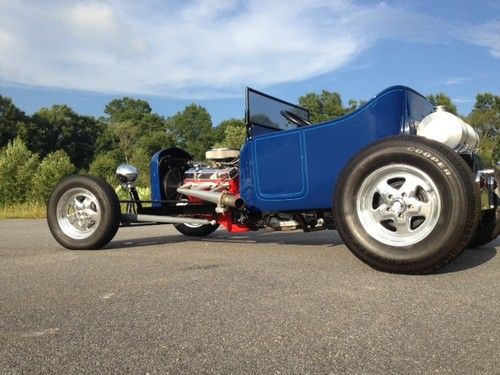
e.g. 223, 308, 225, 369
182, 166, 238, 191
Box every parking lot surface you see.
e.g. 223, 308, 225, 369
0, 219, 498, 373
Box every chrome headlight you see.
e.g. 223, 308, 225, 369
116, 164, 139, 186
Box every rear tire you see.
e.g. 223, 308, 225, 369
469, 205, 497, 248
47, 175, 121, 250
163, 166, 220, 237
174, 223, 220, 237
334, 136, 481, 274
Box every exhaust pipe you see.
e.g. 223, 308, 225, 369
122, 214, 216, 225
177, 187, 246, 210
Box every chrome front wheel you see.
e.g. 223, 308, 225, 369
56, 188, 101, 240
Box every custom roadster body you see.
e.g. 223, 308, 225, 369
47, 86, 499, 274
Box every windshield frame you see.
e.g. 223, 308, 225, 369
245, 87, 310, 136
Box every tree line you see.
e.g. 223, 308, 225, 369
0, 89, 498, 206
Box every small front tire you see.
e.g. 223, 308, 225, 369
47, 175, 121, 250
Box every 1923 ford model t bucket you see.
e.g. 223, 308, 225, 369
47, 86, 499, 274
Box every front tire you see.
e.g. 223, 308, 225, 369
334, 136, 480, 274
47, 175, 121, 250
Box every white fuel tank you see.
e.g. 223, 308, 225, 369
416, 106, 479, 152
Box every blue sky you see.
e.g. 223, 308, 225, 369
0, 0, 498, 125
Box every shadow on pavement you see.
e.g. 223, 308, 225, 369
105, 229, 343, 250
104, 228, 497, 273
437, 246, 497, 274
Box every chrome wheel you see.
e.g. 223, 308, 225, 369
356, 164, 441, 246
335, 136, 480, 273
56, 188, 101, 240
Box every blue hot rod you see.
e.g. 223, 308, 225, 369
47, 86, 499, 274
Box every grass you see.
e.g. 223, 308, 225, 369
0, 187, 151, 220
0, 202, 47, 219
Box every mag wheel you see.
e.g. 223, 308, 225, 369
356, 164, 441, 246
334, 136, 480, 274
47, 175, 121, 250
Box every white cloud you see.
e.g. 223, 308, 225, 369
463, 21, 500, 59
0, 0, 498, 98
443, 77, 470, 85
64, 2, 148, 58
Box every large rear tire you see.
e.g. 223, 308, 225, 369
334, 136, 481, 274
47, 175, 121, 250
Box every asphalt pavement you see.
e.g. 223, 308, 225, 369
0, 219, 498, 374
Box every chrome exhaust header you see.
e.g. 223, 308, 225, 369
177, 187, 246, 210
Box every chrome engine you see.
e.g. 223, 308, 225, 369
176, 148, 243, 212
180, 148, 240, 191
182, 165, 238, 191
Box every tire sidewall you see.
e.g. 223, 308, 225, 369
47, 175, 120, 250
335, 137, 476, 271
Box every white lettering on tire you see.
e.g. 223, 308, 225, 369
407, 147, 451, 175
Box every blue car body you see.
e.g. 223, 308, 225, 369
242, 86, 434, 212
151, 85, 435, 214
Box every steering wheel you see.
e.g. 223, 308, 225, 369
280, 110, 311, 127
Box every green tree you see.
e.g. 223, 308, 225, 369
475, 134, 499, 167
108, 121, 140, 163
136, 130, 176, 156
94, 123, 121, 158
140, 112, 167, 133
467, 93, 500, 165
105, 97, 152, 123
28, 105, 103, 169
427, 93, 458, 115
104, 97, 165, 133
30, 150, 75, 203
16, 117, 56, 157
0, 95, 28, 148
298, 90, 347, 123
130, 147, 152, 187
347, 99, 366, 113
167, 104, 214, 160
468, 93, 499, 133
89, 153, 122, 186
98, 97, 168, 167
214, 119, 246, 149
0, 138, 39, 205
